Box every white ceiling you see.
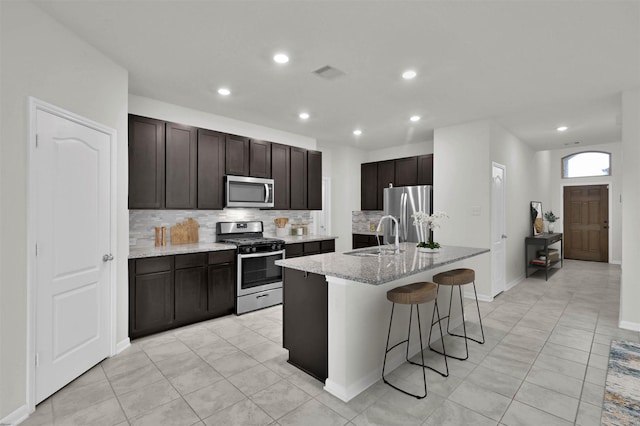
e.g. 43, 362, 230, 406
33, 0, 639, 151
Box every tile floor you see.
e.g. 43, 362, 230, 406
22, 260, 639, 426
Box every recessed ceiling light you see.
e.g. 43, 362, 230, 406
402, 70, 417, 80
353, 129, 362, 136
556, 125, 568, 132
299, 112, 310, 120
217, 88, 231, 96
273, 53, 289, 64
410, 115, 421, 122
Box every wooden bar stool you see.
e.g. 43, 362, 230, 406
429, 268, 485, 361
382, 282, 449, 399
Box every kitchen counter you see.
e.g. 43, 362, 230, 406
128, 242, 236, 259
276, 243, 488, 285
278, 242, 490, 403
267, 234, 338, 244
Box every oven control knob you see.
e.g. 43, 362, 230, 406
251, 246, 257, 253
243, 247, 251, 254
271, 243, 277, 251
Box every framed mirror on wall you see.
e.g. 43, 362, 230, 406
530, 201, 543, 236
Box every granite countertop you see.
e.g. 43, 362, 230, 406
129, 242, 237, 259
275, 243, 489, 285
268, 234, 339, 244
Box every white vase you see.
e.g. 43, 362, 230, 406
548, 222, 555, 233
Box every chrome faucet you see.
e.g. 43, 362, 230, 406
376, 215, 400, 253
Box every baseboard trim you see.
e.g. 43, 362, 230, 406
619, 320, 640, 332
506, 275, 525, 291
463, 291, 493, 303
1, 404, 29, 425
610, 259, 621, 265
115, 338, 130, 355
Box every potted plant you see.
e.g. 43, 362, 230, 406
544, 210, 560, 233
412, 211, 449, 253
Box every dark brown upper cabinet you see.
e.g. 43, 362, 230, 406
361, 162, 378, 211
165, 122, 197, 209
361, 154, 434, 211
225, 134, 250, 176
394, 156, 418, 187
271, 143, 290, 210
128, 115, 165, 209
307, 150, 322, 210
249, 139, 271, 178
290, 147, 308, 210
377, 160, 395, 210
197, 129, 226, 209
417, 154, 434, 185
128, 114, 323, 212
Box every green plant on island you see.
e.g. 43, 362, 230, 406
416, 240, 441, 249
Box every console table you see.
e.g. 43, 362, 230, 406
524, 233, 563, 281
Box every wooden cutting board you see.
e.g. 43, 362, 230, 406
170, 218, 199, 244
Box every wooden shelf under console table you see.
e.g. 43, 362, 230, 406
524, 232, 563, 281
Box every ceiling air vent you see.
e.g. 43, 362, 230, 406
312, 65, 345, 80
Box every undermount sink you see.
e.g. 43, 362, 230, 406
345, 247, 404, 257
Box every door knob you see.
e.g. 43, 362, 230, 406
102, 254, 114, 262
502, 235, 508, 239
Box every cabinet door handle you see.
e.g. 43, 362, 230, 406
256, 294, 269, 299
102, 254, 114, 262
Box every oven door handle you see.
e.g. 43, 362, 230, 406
237, 249, 285, 260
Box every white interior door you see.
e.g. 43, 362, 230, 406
35, 108, 112, 403
491, 162, 506, 296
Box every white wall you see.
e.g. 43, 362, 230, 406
543, 142, 622, 263
620, 88, 640, 330
129, 95, 316, 150
433, 120, 493, 298
365, 140, 433, 163
0, 1, 129, 420
317, 142, 366, 252
490, 123, 539, 289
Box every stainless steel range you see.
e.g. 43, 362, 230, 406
216, 221, 285, 314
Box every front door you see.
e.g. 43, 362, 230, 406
563, 185, 609, 262
491, 163, 506, 296
34, 106, 113, 403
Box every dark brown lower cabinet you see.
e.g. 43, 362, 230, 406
285, 239, 335, 259
208, 262, 235, 317
174, 266, 208, 323
129, 249, 236, 339
283, 268, 328, 382
352, 233, 378, 249
129, 270, 173, 337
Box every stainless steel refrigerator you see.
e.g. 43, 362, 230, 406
383, 185, 433, 244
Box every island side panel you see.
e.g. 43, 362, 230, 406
324, 269, 462, 402
282, 268, 328, 382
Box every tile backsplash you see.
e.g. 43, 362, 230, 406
130, 209, 314, 248
352, 210, 384, 234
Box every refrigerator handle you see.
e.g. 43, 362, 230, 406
401, 193, 408, 241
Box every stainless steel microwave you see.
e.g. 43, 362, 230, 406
225, 175, 274, 208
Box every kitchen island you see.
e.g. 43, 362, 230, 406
276, 243, 489, 402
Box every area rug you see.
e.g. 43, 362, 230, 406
602, 340, 640, 425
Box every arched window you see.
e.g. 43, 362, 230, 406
562, 151, 611, 178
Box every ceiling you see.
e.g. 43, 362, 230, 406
33, 0, 640, 151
